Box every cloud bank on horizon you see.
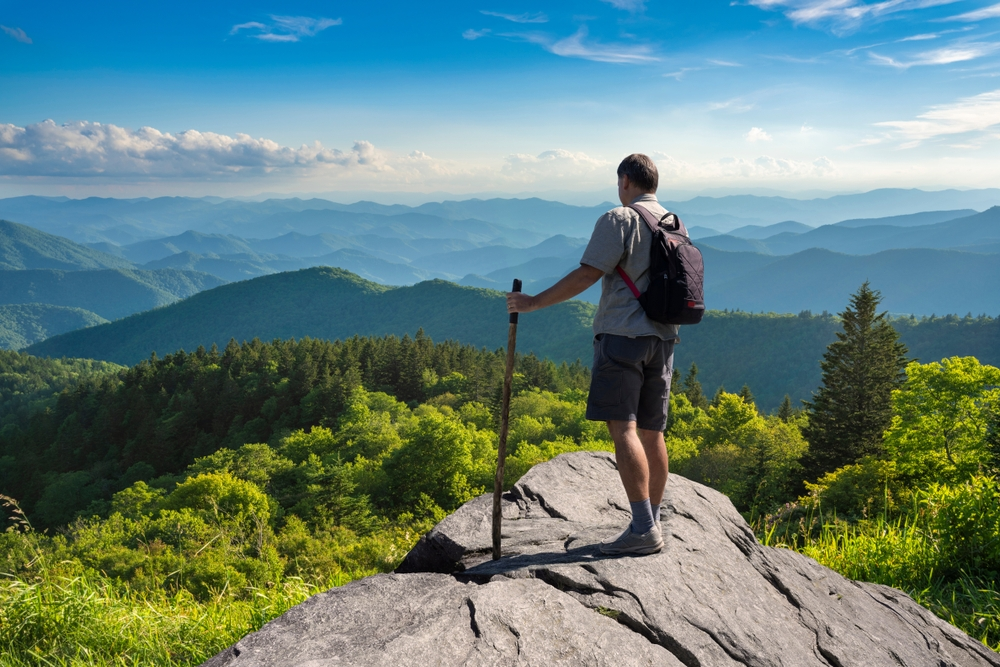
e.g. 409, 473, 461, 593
1, 0, 1000, 196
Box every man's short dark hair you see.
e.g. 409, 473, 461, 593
617, 153, 658, 193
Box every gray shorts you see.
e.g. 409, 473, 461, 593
585, 334, 675, 431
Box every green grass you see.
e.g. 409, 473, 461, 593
0, 571, 348, 666
760, 510, 1000, 651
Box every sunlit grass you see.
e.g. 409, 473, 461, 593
760, 508, 1000, 651
0, 571, 348, 667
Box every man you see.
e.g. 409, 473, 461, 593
506, 153, 677, 556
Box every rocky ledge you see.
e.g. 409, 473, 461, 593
203, 451, 1000, 666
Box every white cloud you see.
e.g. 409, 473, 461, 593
748, 0, 962, 33
869, 41, 1000, 67
0, 120, 395, 178
480, 10, 548, 23
946, 2, 1000, 21
1, 25, 31, 44
664, 67, 703, 80
0, 121, 623, 191
463, 28, 491, 40
666, 60, 744, 80
745, 127, 774, 142
651, 152, 837, 180
0, 120, 853, 191
874, 88, 1000, 145
230, 16, 341, 42
500, 149, 608, 182
601, 0, 647, 11
708, 98, 756, 112
511, 26, 658, 64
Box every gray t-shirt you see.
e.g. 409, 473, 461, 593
579, 193, 680, 341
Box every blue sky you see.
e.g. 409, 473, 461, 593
2, 0, 1000, 200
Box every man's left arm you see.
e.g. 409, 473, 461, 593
506, 264, 604, 314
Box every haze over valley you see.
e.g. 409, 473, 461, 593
2, 187, 999, 410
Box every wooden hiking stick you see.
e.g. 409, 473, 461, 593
493, 278, 521, 560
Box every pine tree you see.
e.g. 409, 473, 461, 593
738, 384, 755, 407
711, 385, 726, 407
682, 363, 709, 410
777, 395, 794, 423
802, 282, 909, 479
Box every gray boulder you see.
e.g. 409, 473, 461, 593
204, 452, 1000, 666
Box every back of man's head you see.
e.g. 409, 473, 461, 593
617, 153, 658, 193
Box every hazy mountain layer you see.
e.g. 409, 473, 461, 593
0, 219, 134, 271
4, 189, 999, 246
833, 209, 976, 228
708, 247, 1000, 316
698, 207, 1000, 256
0, 268, 226, 320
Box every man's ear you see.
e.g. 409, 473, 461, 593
620, 174, 630, 189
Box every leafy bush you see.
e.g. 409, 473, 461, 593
671, 392, 808, 514
885, 357, 1000, 484
801, 457, 901, 519
922, 476, 1000, 578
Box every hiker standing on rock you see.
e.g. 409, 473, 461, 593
507, 153, 678, 556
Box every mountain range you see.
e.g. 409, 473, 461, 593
3, 188, 999, 245
697, 207, 1000, 256
2, 189, 999, 353
25, 267, 1000, 410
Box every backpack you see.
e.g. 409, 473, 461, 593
615, 203, 705, 326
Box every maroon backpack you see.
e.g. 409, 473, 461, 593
615, 203, 705, 326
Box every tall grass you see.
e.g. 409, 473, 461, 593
0, 571, 346, 666
760, 506, 1000, 651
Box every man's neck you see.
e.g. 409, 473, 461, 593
629, 192, 657, 205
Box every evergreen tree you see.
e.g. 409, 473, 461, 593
711, 385, 726, 407
682, 363, 709, 410
738, 384, 755, 407
777, 395, 794, 423
802, 282, 909, 479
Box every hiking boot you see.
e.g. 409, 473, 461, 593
599, 523, 663, 555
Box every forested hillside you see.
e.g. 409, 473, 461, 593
0, 304, 107, 349
0, 336, 588, 528
25, 268, 1000, 410
26, 267, 597, 369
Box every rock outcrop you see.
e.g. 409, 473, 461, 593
204, 452, 1000, 666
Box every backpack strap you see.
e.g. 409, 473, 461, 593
616, 266, 641, 298
616, 203, 688, 300
629, 203, 687, 237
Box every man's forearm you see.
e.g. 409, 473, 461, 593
508, 264, 604, 313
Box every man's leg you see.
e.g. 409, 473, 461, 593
608, 423, 668, 510
639, 428, 669, 505
638, 428, 668, 523
607, 420, 655, 536
607, 420, 649, 501
635, 337, 674, 524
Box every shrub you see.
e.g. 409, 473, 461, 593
922, 475, 1000, 578
801, 458, 901, 519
